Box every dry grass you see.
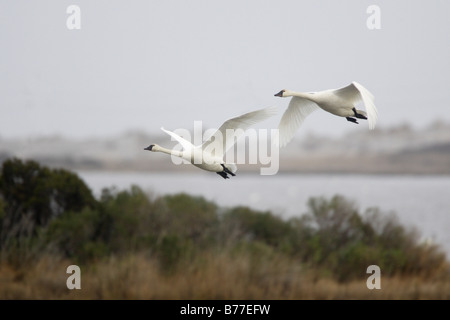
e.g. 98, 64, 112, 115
1, 252, 449, 300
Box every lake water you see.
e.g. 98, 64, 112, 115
77, 171, 450, 258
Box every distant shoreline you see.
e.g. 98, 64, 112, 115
2, 122, 450, 175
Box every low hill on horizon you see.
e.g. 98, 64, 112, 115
1, 121, 450, 175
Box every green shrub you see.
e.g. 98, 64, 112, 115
0, 158, 97, 244
157, 193, 219, 248
44, 208, 110, 262
0, 158, 447, 282
290, 195, 448, 281
156, 234, 194, 274
98, 185, 159, 252
220, 206, 294, 253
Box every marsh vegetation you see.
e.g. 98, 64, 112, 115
0, 158, 449, 299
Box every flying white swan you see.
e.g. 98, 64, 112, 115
144, 106, 278, 179
274, 81, 378, 147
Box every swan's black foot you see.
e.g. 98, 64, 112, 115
217, 164, 235, 179
217, 171, 229, 179
221, 164, 236, 176
346, 117, 359, 124
353, 108, 368, 120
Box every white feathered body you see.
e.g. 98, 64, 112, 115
145, 106, 277, 178
296, 91, 358, 117
276, 82, 378, 147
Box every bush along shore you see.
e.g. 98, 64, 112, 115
0, 158, 449, 299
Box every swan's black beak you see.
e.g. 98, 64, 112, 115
274, 90, 284, 97
144, 145, 154, 151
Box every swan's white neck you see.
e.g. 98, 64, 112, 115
153, 145, 183, 158
284, 90, 315, 100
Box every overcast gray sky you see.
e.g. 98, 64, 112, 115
1, 0, 449, 139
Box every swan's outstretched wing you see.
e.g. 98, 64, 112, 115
160, 127, 194, 151
202, 106, 278, 158
277, 97, 319, 147
333, 82, 378, 130
353, 82, 378, 130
